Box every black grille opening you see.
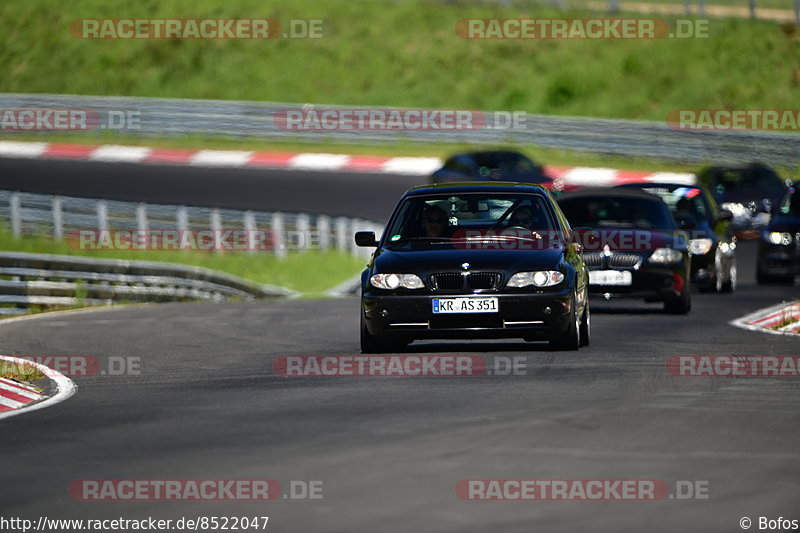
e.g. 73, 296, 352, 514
608, 253, 642, 268
430, 272, 502, 291
583, 252, 603, 267
467, 272, 502, 290
430, 273, 464, 290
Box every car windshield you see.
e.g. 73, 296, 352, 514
636, 186, 710, 223
558, 196, 674, 229
385, 192, 557, 242
472, 152, 536, 175
711, 167, 783, 194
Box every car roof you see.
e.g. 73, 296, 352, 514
617, 183, 705, 192
404, 182, 550, 197
446, 150, 525, 159
557, 187, 670, 202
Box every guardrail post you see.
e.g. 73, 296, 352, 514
136, 203, 148, 233
52, 196, 63, 240
317, 215, 330, 252
349, 219, 362, 258
9, 192, 21, 237
296, 214, 310, 253
271, 212, 287, 259
243, 211, 257, 254
97, 200, 108, 231
210, 208, 222, 253
335, 217, 348, 253
177, 207, 188, 232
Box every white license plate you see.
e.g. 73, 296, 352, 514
589, 270, 633, 286
432, 297, 499, 314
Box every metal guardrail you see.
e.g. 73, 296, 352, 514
0, 93, 797, 166
0, 190, 383, 261
0, 189, 384, 311
0, 251, 297, 315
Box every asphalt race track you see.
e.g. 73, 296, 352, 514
0, 158, 423, 221
1, 158, 799, 532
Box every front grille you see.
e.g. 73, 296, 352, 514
582, 252, 641, 269
467, 272, 502, 290
608, 253, 642, 268
583, 252, 604, 267
430, 272, 502, 291
430, 273, 464, 290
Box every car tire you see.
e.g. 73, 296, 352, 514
549, 292, 580, 351
664, 280, 691, 315
579, 301, 590, 347
360, 314, 406, 354
720, 260, 736, 293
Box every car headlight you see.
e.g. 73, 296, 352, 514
648, 248, 683, 264
370, 273, 424, 290
766, 232, 792, 246
688, 238, 713, 255
507, 271, 564, 288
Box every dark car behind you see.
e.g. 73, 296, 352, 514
757, 183, 800, 284
557, 188, 692, 314
355, 183, 588, 352
431, 150, 553, 187
616, 183, 736, 293
696, 163, 790, 237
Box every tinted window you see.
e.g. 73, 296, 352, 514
637, 186, 710, 223
558, 196, 674, 230
386, 193, 557, 241
442, 155, 475, 175
712, 167, 783, 194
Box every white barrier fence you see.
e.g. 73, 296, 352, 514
0, 190, 383, 260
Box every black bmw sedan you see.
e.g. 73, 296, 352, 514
431, 150, 552, 186
355, 183, 589, 353
757, 183, 799, 284
557, 188, 692, 314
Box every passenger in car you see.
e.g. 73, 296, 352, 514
422, 205, 449, 238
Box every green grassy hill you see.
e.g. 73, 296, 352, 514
1, 0, 798, 121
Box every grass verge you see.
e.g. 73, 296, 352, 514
1, 0, 798, 122
0, 228, 367, 297
0, 359, 45, 382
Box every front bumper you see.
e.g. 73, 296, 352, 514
586, 266, 685, 302
362, 288, 574, 341
758, 244, 800, 276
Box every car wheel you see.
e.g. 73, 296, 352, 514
720, 259, 736, 293
664, 280, 691, 315
549, 292, 580, 351
360, 314, 406, 354
579, 301, 590, 347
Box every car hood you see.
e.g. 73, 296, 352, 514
372, 245, 565, 273
574, 228, 686, 253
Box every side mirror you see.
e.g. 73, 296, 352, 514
354, 231, 378, 247
677, 218, 696, 230
716, 209, 733, 222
